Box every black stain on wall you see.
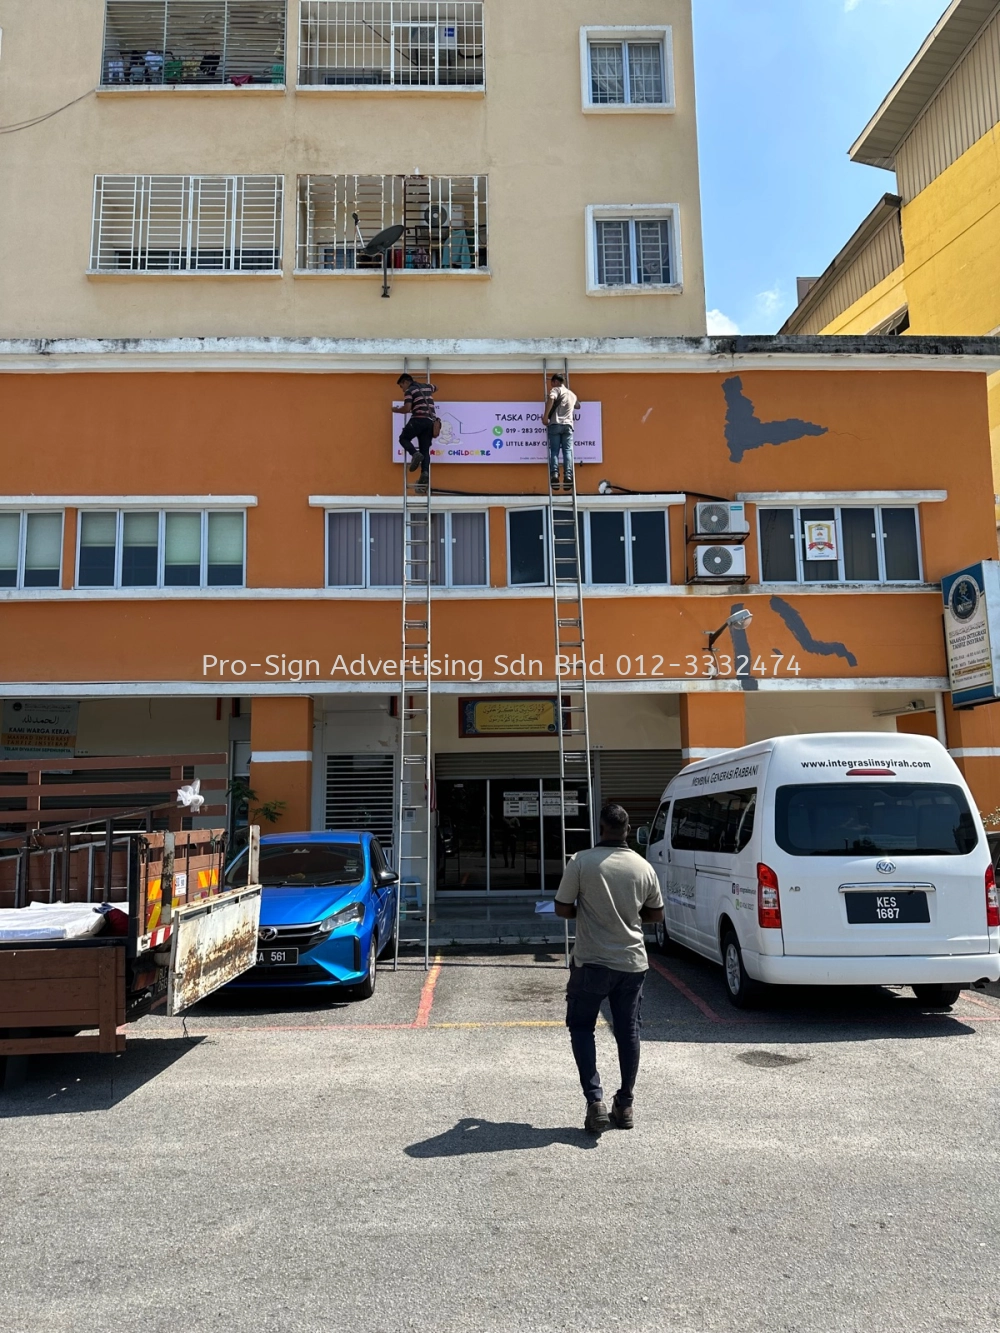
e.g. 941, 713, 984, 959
728, 601, 759, 692
770, 596, 858, 668
723, 377, 829, 463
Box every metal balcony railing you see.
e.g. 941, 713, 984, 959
298, 1, 484, 88
297, 174, 488, 272
101, 1, 288, 87
91, 175, 284, 273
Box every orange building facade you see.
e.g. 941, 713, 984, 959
3, 336, 1000, 882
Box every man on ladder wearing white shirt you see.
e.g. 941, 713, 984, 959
543, 374, 580, 492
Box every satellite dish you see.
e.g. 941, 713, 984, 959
364, 224, 405, 257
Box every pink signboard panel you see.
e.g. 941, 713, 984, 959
391, 402, 603, 464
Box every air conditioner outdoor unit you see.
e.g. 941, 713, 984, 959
695, 545, 747, 580
695, 501, 748, 536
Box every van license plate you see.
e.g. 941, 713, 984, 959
845, 892, 929, 924
256, 948, 299, 966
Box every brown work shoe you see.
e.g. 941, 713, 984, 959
584, 1100, 611, 1134
610, 1097, 634, 1130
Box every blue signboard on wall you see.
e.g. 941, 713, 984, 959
942, 561, 1000, 707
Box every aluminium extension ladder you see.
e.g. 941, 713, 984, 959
544, 360, 597, 966
393, 403, 434, 972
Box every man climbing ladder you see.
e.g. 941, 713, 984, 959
397, 372, 438, 492
543, 373, 580, 491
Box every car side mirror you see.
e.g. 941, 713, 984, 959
379, 868, 399, 885
636, 825, 650, 848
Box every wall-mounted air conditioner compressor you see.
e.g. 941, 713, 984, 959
695, 501, 749, 536
694, 545, 747, 580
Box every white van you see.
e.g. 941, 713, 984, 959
643, 733, 1000, 1008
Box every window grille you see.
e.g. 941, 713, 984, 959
299, 1, 484, 87
76, 511, 246, 588
595, 216, 672, 287
91, 175, 283, 273
758, 506, 922, 585
298, 174, 488, 272
0, 513, 63, 590
101, 1, 288, 87
325, 755, 396, 853
589, 40, 665, 105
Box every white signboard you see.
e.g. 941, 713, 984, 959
393, 402, 603, 465
1, 700, 79, 758
943, 562, 1000, 707
502, 791, 580, 818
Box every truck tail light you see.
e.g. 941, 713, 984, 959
987, 864, 999, 929
757, 863, 782, 930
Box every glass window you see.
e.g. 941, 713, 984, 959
22, 514, 62, 588
841, 507, 879, 581
882, 508, 920, 581
509, 509, 546, 585
0, 514, 19, 588
759, 509, 796, 582
121, 511, 159, 587
671, 796, 719, 852
589, 39, 665, 105
775, 783, 978, 858
800, 507, 838, 583
206, 513, 245, 586
451, 512, 488, 587
649, 803, 669, 846
164, 512, 202, 586
596, 216, 672, 287
630, 511, 668, 584
627, 42, 665, 103
590, 511, 627, 584
718, 790, 757, 854
596, 219, 631, 287
369, 512, 403, 587
78, 511, 118, 587
225, 841, 366, 889
328, 512, 364, 587
635, 219, 672, 284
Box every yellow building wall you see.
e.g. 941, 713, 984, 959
819, 264, 908, 336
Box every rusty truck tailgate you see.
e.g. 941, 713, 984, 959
165, 885, 262, 1015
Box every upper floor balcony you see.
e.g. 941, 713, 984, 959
100, 1, 288, 89
298, 1, 484, 90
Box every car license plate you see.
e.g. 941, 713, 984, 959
845, 892, 929, 924
256, 947, 299, 966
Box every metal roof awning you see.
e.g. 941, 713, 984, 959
850, 0, 1000, 169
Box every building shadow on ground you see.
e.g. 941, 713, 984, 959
405, 1117, 600, 1157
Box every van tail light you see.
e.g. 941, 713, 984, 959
987, 864, 999, 929
757, 863, 782, 930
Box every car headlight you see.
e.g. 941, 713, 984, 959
319, 902, 365, 933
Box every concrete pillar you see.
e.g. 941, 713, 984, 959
943, 697, 1000, 819
249, 698, 315, 832
680, 692, 746, 765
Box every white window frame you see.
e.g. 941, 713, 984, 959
0, 511, 64, 590
580, 510, 671, 587
75, 510, 246, 589
326, 509, 489, 588
580, 26, 674, 113
585, 204, 682, 296
756, 504, 924, 586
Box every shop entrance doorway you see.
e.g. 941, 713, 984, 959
437, 778, 589, 894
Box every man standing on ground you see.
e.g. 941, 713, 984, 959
555, 803, 664, 1134
396, 373, 438, 490
542, 374, 579, 491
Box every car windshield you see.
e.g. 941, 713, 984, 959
774, 783, 979, 857
226, 843, 365, 888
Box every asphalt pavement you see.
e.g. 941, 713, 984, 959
2, 944, 1000, 1333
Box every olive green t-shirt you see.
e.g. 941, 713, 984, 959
555, 843, 663, 973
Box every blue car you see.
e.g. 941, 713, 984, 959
224, 832, 399, 998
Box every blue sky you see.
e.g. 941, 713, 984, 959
694, 0, 947, 334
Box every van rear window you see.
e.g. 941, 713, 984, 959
774, 784, 979, 857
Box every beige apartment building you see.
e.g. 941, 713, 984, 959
0, 0, 706, 340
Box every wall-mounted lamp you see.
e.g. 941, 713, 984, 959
705, 608, 753, 651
